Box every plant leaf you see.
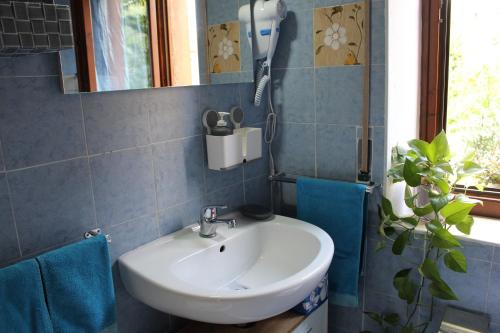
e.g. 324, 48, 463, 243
456, 215, 474, 235
383, 313, 400, 326
429, 176, 451, 194
393, 269, 417, 304
444, 249, 467, 273
403, 158, 421, 187
375, 239, 386, 251
400, 326, 414, 333
408, 139, 431, 159
316, 45, 324, 55
401, 217, 419, 227
404, 185, 416, 208
419, 259, 442, 282
430, 194, 449, 212
440, 200, 476, 225
392, 230, 411, 255
429, 130, 450, 162
431, 227, 462, 249
365, 312, 383, 325
315, 29, 323, 34
429, 280, 458, 300
413, 204, 433, 216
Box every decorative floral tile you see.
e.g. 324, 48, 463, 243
207, 21, 241, 74
314, 2, 366, 67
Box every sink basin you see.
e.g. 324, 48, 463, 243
118, 213, 334, 324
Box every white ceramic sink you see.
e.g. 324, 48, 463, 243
118, 213, 334, 324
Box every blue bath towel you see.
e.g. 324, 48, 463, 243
0, 259, 53, 333
36, 235, 116, 333
297, 177, 366, 307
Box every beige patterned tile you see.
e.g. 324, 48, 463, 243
207, 21, 241, 73
314, 2, 366, 67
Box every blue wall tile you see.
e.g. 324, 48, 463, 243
0, 53, 59, 77
158, 197, 205, 236
200, 83, 240, 112
8, 158, 95, 255
493, 247, 500, 264
244, 175, 271, 208
206, 0, 238, 25
82, 90, 151, 154
365, 237, 424, 297
205, 163, 243, 193
0, 174, 19, 264
154, 137, 205, 210
148, 87, 201, 143
113, 266, 170, 333
90, 147, 156, 228
239, 83, 267, 125
206, 182, 245, 215
371, 0, 386, 65
272, 68, 315, 123
364, 291, 411, 332
490, 325, 500, 333
0, 141, 4, 172
108, 215, 158, 262
274, 9, 313, 69
316, 66, 364, 126
488, 265, 500, 325
371, 126, 386, 185
275, 123, 316, 177
370, 65, 386, 126
317, 125, 357, 181
460, 240, 494, 262
0, 77, 85, 169
439, 257, 491, 311
286, 0, 314, 11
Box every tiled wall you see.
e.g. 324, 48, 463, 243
273, 0, 386, 201
359, 216, 500, 333
267, 0, 387, 331
206, 0, 254, 84
0, 53, 269, 332
267, 1, 499, 333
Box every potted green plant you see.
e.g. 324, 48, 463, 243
364, 131, 484, 333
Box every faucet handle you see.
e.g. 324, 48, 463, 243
201, 205, 227, 220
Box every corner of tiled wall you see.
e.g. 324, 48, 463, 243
0, 46, 269, 332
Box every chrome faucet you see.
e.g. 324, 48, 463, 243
199, 205, 236, 238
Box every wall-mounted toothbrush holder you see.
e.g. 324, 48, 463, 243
206, 128, 262, 171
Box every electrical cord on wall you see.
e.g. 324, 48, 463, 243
254, 59, 279, 212
254, 60, 278, 177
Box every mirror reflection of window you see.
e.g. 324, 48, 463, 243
166, 0, 200, 86
91, 0, 152, 91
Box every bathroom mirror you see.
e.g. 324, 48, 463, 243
59, 0, 254, 93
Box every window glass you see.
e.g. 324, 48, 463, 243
91, 0, 152, 91
447, 0, 500, 189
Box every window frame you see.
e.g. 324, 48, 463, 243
420, 0, 500, 219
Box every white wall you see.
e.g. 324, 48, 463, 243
385, 0, 421, 215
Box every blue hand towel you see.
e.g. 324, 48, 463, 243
36, 235, 116, 333
0, 259, 53, 333
297, 177, 366, 307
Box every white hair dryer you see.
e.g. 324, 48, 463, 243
239, 0, 287, 106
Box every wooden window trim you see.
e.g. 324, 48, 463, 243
420, 0, 500, 218
71, 0, 97, 92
